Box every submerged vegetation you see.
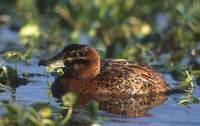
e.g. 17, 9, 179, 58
0, 0, 200, 125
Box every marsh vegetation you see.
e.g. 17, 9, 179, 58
0, 0, 200, 126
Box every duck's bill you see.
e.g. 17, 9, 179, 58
38, 53, 65, 68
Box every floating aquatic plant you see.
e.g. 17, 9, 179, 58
0, 51, 29, 89
0, 92, 102, 126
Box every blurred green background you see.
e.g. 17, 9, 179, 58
0, 1, 200, 125
0, 0, 200, 67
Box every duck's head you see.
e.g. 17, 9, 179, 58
39, 44, 100, 78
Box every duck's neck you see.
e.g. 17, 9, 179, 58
82, 57, 100, 78
74, 48, 100, 79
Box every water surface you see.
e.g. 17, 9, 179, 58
0, 60, 200, 126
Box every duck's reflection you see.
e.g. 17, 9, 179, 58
51, 78, 167, 117
77, 93, 166, 117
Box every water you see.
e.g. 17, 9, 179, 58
0, 60, 199, 126
0, 25, 200, 126
102, 96, 200, 126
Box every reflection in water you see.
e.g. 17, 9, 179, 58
51, 77, 167, 117
78, 93, 166, 117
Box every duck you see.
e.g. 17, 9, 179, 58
39, 44, 168, 96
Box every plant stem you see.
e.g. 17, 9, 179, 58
185, 71, 194, 93
61, 106, 73, 125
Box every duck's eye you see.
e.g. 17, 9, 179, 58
78, 52, 85, 57
73, 59, 90, 64
71, 52, 77, 57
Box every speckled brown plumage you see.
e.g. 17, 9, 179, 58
97, 59, 167, 95
39, 44, 168, 96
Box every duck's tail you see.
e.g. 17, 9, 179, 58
166, 84, 186, 95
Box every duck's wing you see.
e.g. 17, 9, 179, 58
97, 59, 167, 95
100, 59, 158, 78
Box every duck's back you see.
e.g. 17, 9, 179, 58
96, 59, 167, 95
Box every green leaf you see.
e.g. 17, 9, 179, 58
19, 23, 40, 44
62, 92, 79, 107
84, 100, 99, 120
